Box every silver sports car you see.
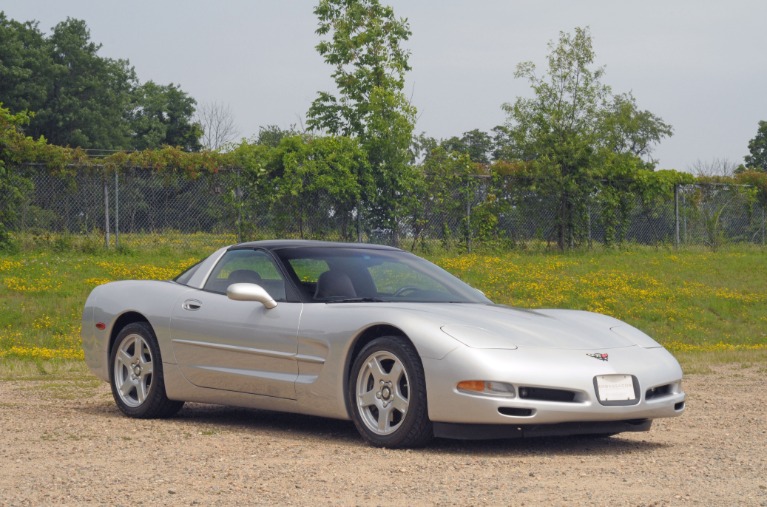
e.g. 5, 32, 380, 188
81, 240, 685, 447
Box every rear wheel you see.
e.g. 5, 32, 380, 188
109, 322, 183, 418
348, 337, 432, 448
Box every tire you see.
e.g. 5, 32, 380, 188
109, 322, 184, 418
348, 337, 433, 448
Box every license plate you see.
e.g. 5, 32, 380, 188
595, 374, 636, 402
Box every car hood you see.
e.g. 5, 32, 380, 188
389, 303, 658, 351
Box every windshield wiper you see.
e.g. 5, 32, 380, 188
325, 297, 385, 303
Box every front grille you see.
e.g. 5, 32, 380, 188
518, 386, 576, 403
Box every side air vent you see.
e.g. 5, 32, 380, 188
498, 407, 534, 417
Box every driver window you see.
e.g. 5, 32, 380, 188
203, 250, 286, 300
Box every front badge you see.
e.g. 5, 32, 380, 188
587, 352, 609, 361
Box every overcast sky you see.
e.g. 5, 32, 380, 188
3, 0, 766, 171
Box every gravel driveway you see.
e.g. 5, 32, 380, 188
1, 364, 765, 506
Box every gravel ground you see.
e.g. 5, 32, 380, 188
1, 364, 765, 506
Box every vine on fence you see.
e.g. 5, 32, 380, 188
3, 103, 767, 251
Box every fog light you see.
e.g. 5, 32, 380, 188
457, 380, 516, 398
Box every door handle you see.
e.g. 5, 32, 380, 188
182, 299, 202, 311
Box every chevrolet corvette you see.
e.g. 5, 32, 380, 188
81, 240, 685, 447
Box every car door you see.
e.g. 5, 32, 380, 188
169, 248, 301, 399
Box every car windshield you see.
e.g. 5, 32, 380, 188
274, 246, 491, 304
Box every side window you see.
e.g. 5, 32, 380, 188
203, 250, 286, 301
285, 258, 329, 297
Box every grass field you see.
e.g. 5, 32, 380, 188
1, 238, 766, 374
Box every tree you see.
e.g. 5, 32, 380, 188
30, 18, 137, 149
272, 135, 367, 239
129, 81, 202, 151
0, 13, 53, 115
744, 120, 767, 171
196, 101, 238, 151
502, 27, 672, 249
0, 14, 203, 151
689, 157, 737, 177
416, 146, 476, 248
307, 0, 416, 243
601, 93, 673, 167
253, 124, 299, 148
0, 106, 42, 249
442, 129, 494, 165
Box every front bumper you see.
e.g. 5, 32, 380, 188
423, 346, 685, 428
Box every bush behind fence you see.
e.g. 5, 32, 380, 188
12, 167, 767, 252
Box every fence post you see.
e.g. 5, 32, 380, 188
235, 168, 243, 243
356, 202, 362, 243
466, 186, 472, 253
103, 172, 110, 249
587, 200, 606, 250
114, 170, 120, 248
674, 184, 680, 249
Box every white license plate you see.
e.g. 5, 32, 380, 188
596, 374, 636, 402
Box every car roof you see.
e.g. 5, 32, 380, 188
230, 239, 402, 252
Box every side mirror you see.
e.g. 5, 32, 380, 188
226, 283, 278, 309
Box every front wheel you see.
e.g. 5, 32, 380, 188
348, 337, 432, 448
109, 322, 184, 418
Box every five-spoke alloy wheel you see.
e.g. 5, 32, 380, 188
109, 322, 183, 418
349, 337, 432, 448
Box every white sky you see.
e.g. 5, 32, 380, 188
2, 0, 766, 171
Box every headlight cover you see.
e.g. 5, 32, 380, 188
610, 325, 662, 349
441, 325, 518, 350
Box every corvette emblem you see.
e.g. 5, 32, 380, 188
587, 353, 609, 361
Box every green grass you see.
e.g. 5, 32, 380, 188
1, 238, 766, 373
433, 245, 767, 355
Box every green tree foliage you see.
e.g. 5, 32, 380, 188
30, 18, 136, 149
501, 27, 673, 249
601, 93, 673, 166
0, 13, 201, 151
416, 146, 477, 248
744, 120, 767, 171
224, 134, 369, 240
307, 0, 417, 242
441, 129, 494, 165
130, 81, 203, 151
253, 125, 300, 148
0, 14, 52, 114
0, 106, 49, 249
272, 135, 368, 238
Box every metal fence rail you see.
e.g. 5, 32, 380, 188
12, 167, 767, 251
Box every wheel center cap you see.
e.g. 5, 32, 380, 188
132, 364, 142, 376
381, 386, 392, 400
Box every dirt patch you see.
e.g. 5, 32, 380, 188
1, 364, 765, 506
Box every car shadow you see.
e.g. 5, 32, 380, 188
176, 403, 362, 444
425, 433, 667, 456
83, 401, 668, 454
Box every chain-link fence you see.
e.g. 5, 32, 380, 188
11, 167, 767, 252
